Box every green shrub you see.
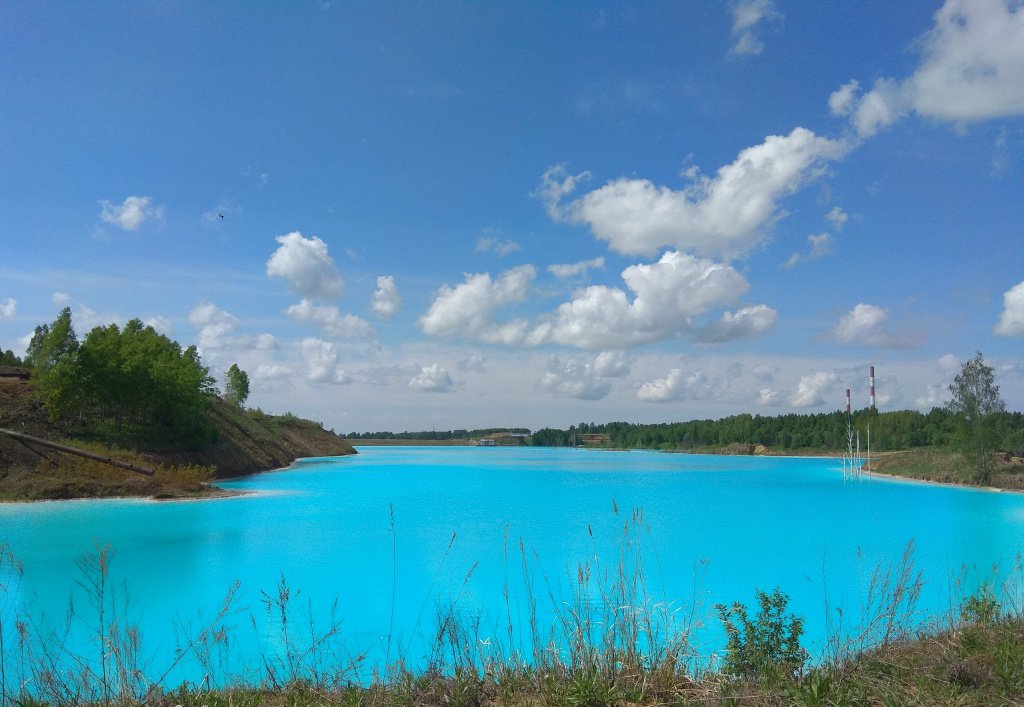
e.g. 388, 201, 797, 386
962, 580, 1000, 625
716, 587, 808, 680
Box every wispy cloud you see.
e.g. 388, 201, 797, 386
548, 256, 605, 278
729, 0, 782, 56
475, 232, 521, 257
782, 232, 833, 269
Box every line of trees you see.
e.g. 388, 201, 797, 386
345, 427, 530, 440
0, 349, 23, 366
533, 408, 1024, 465
532, 354, 1021, 484
25, 308, 220, 447
531, 409, 964, 453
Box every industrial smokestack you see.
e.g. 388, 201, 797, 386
846, 388, 851, 414
869, 365, 876, 410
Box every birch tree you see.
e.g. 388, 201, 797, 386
947, 352, 1004, 483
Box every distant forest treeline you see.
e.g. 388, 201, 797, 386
350, 409, 1024, 455
345, 428, 530, 440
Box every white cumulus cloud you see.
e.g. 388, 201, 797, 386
531, 251, 751, 349
542, 128, 848, 259
419, 265, 535, 344
833, 304, 888, 343
790, 371, 838, 407
286, 299, 375, 339
144, 315, 173, 336
371, 275, 401, 319
266, 232, 344, 300
536, 354, 613, 401
189, 302, 278, 350
409, 363, 455, 392
828, 80, 860, 117
301, 337, 352, 384
637, 367, 715, 403
831, 303, 923, 349
189, 302, 239, 349
593, 350, 630, 378
99, 195, 164, 231
995, 279, 1024, 337
833, 0, 1024, 137
693, 304, 778, 344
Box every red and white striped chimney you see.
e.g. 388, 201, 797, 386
846, 388, 851, 414
869, 365, 876, 410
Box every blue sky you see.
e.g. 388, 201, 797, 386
2, 1, 1023, 433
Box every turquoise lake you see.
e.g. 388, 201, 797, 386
3, 446, 1024, 686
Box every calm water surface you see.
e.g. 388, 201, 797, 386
2, 446, 1024, 681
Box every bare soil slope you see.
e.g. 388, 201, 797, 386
0, 377, 355, 499
155, 400, 356, 479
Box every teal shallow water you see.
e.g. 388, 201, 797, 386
2, 446, 1024, 684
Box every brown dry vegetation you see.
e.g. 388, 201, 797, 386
867, 448, 1024, 492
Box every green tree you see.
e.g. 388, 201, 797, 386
0, 349, 23, 366
24, 307, 81, 417
224, 363, 250, 407
947, 351, 1005, 483
24, 312, 216, 445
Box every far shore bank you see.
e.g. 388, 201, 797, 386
350, 438, 476, 446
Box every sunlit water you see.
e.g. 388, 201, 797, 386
3, 446, 1024, 687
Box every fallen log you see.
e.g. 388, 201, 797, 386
0, 427, 155, 476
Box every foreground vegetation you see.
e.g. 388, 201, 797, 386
3, 518, 1024, 706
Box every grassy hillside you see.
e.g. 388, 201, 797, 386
0, 377, 355, 500
867, 448, 1024, 491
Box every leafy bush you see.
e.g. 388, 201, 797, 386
716, 587, 808, 680
962, 581, 1001, 625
